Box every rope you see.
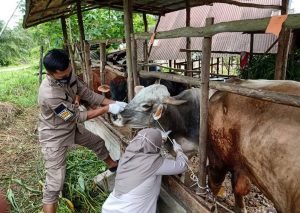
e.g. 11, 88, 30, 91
151, 113, 235, 212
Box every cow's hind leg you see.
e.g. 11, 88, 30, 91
231, 170, 251, 213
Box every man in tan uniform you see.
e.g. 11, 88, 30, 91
38, 49, 127, 213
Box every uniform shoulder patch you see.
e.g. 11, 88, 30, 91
54, 103, 75, 121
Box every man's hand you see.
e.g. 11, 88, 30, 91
108, 103, 125, 114
116, 101, 128, 108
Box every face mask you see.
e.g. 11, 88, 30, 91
57, 72, 72, 85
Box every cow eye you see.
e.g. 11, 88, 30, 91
142, 104, 152, 109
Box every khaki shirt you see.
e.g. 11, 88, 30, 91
38, 72, 105, 147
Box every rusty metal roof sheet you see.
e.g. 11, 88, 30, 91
142, 0, 281, 60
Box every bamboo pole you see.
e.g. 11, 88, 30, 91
139, 70, 300, 108
134, 14, 300, 40
198, 17, 214, 192
123, 0, 134, 101
99, 43, 106, 85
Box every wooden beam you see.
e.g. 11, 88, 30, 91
148, 15, 161, 57
249, 33, 254, 64
274, 0, 291, 80
203, 0, 282, 10
139, 70, 300, 108
76, 0, 87, 81
179, 49, 275, 55
274, 29, 292, 80
186, 0, 192, 75
162, 176, 213, 213
123, 0, 134, 101
60, 17, 69, 51
99, 43, 106, 85
84, 41, 93, 89
105, 65, 127, 77
134, 14, 300, 40
131, 36, 140, 87
88, 38, 125, 45
143, 12, 149, 71
199, 17, 213, 193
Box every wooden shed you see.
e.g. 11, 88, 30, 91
23, 0, 300, 212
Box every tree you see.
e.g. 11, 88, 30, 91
0, 21, 33, 66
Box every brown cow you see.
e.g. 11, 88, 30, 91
112, 80, 300, 213
208, 79, 300, 213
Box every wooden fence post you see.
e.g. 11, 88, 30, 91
274, 0, 291, 80
84, 41, 93, 89
143, 12, 149, 71
99, 42, 106, 85
186, 0, 192, 76
198, 17, 214, 192
123, 0, 134, 100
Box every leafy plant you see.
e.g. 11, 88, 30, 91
239, 49, 300, 81
63, 148, 108, 212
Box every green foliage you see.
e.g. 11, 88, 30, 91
1, 2, 157, 66
0, 65, 39, 107
63, 148, 108, 212
0, 21, 33, 66
27, 20, 64, 49
239, 49, 300, 81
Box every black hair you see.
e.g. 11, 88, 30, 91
43, 49, 70, 73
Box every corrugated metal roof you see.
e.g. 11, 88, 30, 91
140, 0, 281, 60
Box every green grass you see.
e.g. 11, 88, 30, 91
0, 64, 40, 107
0, 64, 109, 212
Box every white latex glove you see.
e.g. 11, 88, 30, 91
172, 139, 183, 153
160, 130, 172, 142
108, 103, 124, 114
116, 101, 128, 108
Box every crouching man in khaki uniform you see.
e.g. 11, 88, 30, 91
38, 49, 127, 213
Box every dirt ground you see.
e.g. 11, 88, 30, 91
0, 103, 42, 212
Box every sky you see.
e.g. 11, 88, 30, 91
0, 0, 23, 28
0, 0, 300, 29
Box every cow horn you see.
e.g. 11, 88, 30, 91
163, 97, 187, 105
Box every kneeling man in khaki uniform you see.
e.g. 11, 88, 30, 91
38, 49, 127, 213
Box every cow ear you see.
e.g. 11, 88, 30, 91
153, 104, 164, 120
134, 86, 144, 95
154, 79, 161, 84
